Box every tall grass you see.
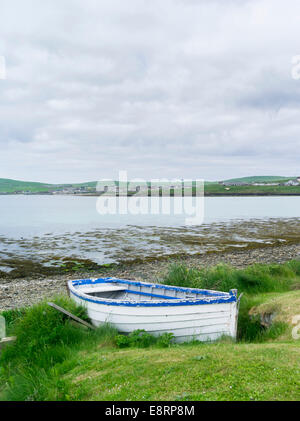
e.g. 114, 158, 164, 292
0, 296, 118, 401
1, 308, 26, 336
163, 260, 300, 294
237, 295, 288, 342
0, 298, 175, 401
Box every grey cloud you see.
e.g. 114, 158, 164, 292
1, 0, 300, 182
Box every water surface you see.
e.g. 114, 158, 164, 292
0, 195, 300, 268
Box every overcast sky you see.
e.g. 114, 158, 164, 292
1, 0, 300, 183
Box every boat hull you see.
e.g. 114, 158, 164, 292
69, 281, 238, 343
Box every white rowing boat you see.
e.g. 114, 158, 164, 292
68, 277, 239, 343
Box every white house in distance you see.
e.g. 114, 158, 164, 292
284, 178, 300, 186
219, 177, 300, 188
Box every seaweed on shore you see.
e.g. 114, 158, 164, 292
0, 257, 117, 280
1, 218, 300, 280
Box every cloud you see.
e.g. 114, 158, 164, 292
0, 0, 300, 182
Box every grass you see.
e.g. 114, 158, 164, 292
1, 260, 300, 401
1, 177, 300, 195
60, 341, 300, 401
0, 178, 98, 194
0, 296, 118, 401
237, 294, 289, 342
221, 176, 292, 184
162, 260, 300, 294
0, 178, 51, 193
204, 183, 300, 195
2, 332, 299, 401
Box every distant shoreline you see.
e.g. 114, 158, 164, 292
2, 192, 300, 197
1, 176, 300, 196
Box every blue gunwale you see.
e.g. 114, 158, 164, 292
69, 278, 237, 307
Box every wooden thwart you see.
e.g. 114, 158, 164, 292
47, 302, 96, 330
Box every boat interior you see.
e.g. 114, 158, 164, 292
77, 281, 223, 302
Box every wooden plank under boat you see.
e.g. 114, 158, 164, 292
68, 277, 238, 343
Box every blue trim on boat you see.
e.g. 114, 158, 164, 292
69, 278, 237, 307
71, 277, 230, 297
70, 289, 236, 307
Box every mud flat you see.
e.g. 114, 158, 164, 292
1, 242, 300, 311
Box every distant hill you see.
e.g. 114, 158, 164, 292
0, 178, 52, 193
0, 178, 98, 193
1, 176, 299, 195
220, 176, 293, 184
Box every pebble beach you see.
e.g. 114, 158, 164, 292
1, 242, 300, 311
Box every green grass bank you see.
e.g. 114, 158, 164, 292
1, 260, 300, 401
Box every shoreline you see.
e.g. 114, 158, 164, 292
3, 193, 300, 197
1, 242, 300, 311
